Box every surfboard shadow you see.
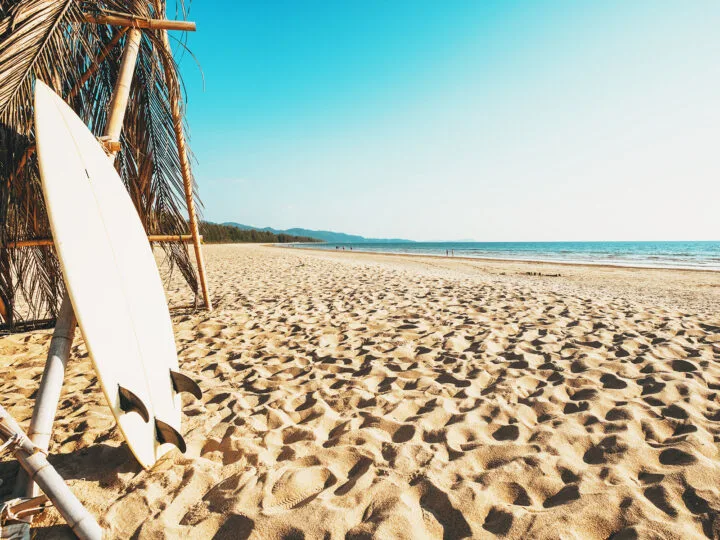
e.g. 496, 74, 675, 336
42, 442, 143, 484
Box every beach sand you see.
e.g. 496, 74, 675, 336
2, 244, 720, 539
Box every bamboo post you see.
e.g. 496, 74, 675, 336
3, 239, 53, 248
84, 13, 196, 31
0, 406, 102, 539
3, 234, 199, 248
159, 30, 212, 311
105, 28, 142, 145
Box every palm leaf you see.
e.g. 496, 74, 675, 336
0, 1, 73, 116
0, 0, 201, 328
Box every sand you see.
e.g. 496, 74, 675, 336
2, 243, 720, 539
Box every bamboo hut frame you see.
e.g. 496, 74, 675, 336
0, 0, 212, 328
3, 22, 213, 312
1, 4, 208, 535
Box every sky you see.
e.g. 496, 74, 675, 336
176, 1, 720, 241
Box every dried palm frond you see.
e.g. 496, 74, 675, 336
0, 0, 201, 328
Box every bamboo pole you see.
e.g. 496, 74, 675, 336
3, 239, 53, 248
148, 234, 199, 243
84, 13, 196, 32
159, 30, 212, 311
0, 406, 103, 539
105, 28, 142, 145
3, 234, 200, 248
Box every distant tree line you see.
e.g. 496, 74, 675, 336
199, 222, 321, 244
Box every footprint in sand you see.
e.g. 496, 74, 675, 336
659, 448, 697, 466
543, 484, 580, 508
671, 359, 697, 373
492, 424, 520, 441
600, 373, 628, 389
483, 507, 514, 535
261, 466, 335, 514
644, 485, 678, 517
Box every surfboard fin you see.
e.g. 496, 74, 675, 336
170, 370, 202, 400
118, 385, 150, 423
155, 419, 186, 453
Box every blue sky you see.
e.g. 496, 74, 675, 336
177, 1, 720, 241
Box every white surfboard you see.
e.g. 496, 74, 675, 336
34, 81, 199, 469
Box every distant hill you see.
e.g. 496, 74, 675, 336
223, 222, 414, 244
200, 222, 321, 244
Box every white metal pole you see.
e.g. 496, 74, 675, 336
1, 406, 102, 540
22, 296, 76, 495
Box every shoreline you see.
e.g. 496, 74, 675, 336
273, 243, 720, 274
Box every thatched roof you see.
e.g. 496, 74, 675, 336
0, 0, 201, 328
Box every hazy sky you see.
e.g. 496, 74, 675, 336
178, 1, 720, 241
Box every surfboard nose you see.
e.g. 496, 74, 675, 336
34, 78, 51, 98
34, 80, 56, 140
34, 79, 59, 114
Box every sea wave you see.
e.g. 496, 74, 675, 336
294, 241, 720, 271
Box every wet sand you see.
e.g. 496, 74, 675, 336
2, 244, 720, 539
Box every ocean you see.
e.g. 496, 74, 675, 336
293, 241, 720, 271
